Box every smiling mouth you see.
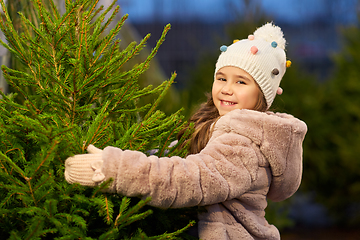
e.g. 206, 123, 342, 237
221, 100, 236, 106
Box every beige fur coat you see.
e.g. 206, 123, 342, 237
65, 109, 307, 239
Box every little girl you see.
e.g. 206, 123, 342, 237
65, 23, 307, 240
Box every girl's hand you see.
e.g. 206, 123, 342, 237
64, 145, 105, 186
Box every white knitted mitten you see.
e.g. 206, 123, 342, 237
64, 145, 105, 186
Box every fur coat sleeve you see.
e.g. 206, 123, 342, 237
99, 109, 307, 208
100, 135, 255, 208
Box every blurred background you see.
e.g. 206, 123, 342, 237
1, 0, 360, 239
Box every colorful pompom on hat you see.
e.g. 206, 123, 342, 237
215, 22, 291, 109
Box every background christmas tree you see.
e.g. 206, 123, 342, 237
0, 0, 195, 239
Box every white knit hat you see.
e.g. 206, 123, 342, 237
215, 23, 290, 109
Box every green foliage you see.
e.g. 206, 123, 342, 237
0, 0, 192, 238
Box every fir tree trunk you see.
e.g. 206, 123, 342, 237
0, 0, 9, 95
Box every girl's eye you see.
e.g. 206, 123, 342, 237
218, 78, 226, 81
237, 80, 246, 84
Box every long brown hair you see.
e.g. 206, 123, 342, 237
178, 88, 267, 155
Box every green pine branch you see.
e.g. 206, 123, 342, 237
0, 0, 193, 239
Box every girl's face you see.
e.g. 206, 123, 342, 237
212, 66, 260, 116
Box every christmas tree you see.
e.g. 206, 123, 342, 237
0, 0, 194, 238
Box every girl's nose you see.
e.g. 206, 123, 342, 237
221, 83, 233, 95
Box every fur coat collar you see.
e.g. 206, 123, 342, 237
210, 109, 308, 202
